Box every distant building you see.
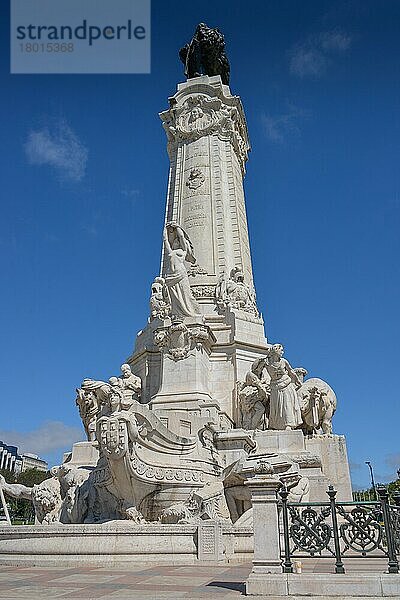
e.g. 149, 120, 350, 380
0, 441, 48, 474
20, 453, 48, 473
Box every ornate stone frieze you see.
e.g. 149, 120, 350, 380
160, 94, 249, 174
191, 285, 216, 299
154, 321, 215, 361
130, 456, 205, 485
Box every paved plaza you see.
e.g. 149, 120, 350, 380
0, 559, 392, 599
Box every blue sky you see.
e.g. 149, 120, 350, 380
0, 0, 399, 489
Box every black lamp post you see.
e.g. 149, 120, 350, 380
365, 461, 377, 500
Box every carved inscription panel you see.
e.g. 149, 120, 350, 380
179, 138, 214, 275
198, 521, 221, 561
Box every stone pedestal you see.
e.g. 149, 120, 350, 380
305, 434, 352, 501
150, 321, 218, 417
244, 465, 282, 581
63, 441, 99, 468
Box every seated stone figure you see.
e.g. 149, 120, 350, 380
237, 357, 270, 430
117, 363, 142, 408
216, 267, 259, 316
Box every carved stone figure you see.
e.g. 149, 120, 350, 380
56, 464, 91, 523
216, 268, 259, 316
163, 223, 201, 320
265, 344, 302, 430
76, 387, 99, 441
237, 372, 268, 430
118, 363, 141, 407
149, 276, 171, 320
77, 366, 142, 430
236, 357, 271, 430
298, 377, 337, 435
282, 472, 310, 503
160, 492, 201, 524
0, 471, 62, 524
179, 23, 230, 85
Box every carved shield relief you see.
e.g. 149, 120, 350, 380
99, 416, 128, 459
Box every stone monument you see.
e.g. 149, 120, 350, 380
0, 23, 352, 565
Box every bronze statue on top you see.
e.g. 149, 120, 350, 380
179, 23, 230, 85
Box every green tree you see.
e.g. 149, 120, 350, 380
0, 468, 16, 484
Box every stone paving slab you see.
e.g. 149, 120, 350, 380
0, 559, 394, 600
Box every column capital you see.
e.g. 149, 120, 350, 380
160, 75, 250, 176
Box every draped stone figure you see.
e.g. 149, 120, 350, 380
163, 223, 201, 320
265, 344, 302, 430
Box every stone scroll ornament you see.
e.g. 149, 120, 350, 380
163, 222, 201, 320
179, 22, 230, 85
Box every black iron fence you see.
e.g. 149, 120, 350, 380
279, 485, 400, 574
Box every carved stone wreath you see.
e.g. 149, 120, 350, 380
186, 167, 205, 190
154, 323, 212, 361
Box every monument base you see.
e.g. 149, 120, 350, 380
0, 523, 253, 567
246, 573, 400, 597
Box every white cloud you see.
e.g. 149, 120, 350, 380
290, 30, 352, 78
261, 104, 310, 143
320, 31, 352, 52
0, 421, 83, 457
290, 47, 326, 78
121, 187, 140, 198
24, 119, 88, 182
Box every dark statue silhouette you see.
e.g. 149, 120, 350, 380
179, 23, 230, 85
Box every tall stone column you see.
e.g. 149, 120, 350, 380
245, 460, 282, 594
129, 74, 269, 422
159, 75, 255, 310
